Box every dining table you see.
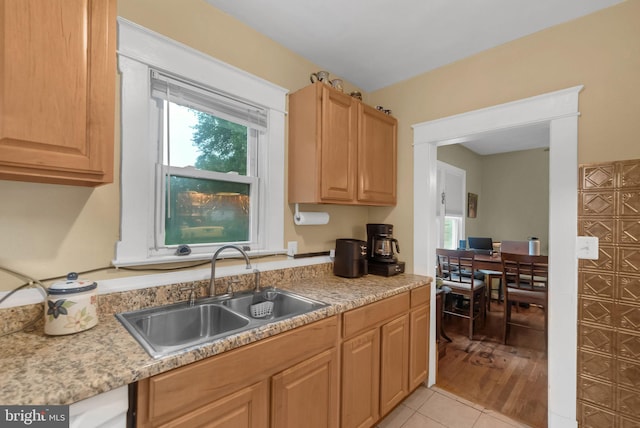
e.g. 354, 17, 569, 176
474, 252, 504, 306
473, 252, 503, 271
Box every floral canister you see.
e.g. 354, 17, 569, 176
44, 272, 98, 335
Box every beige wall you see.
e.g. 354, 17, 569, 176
0, 0, 371, 290
1, 0, 638, 289
370, 0, 640, 272
481, 149, 549, 253
438, 146, 549, 253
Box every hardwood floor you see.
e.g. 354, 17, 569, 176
437, 300, 548, 428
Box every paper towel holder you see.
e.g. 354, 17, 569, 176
294, 204, 330, 226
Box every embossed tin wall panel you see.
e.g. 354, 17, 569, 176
578, 159, 640, 428
582, 165, 615, 189
580, 272, 615, 299
581, 218, 615, 243
581, 191, 616, 216
617, 359, 640, 389
579, 350, 614, 382
580, 297, 613, 326
579, 324, 614, 354
578, 402, 616, 428
618, 275, 640, 303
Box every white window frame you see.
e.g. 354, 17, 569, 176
114, 18, 287, 266
436, 161, 466, 249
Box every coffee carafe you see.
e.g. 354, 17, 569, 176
366, 223, 400, 263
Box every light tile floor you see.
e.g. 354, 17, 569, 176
377, 385, 532, 428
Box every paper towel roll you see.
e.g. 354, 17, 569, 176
294, 211, 330, 226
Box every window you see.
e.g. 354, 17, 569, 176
115, 18, 287, 266
443, 216, 462, 249
151, 71, 264, 249
436, 161, 465, 249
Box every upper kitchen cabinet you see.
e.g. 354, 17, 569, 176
357, 103, 397, 205
288, 82, 397, 206
0, 0, 116, 186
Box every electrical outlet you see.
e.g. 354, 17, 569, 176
287, 241, 298, 257
576, 236, 599, 260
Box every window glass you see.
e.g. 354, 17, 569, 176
165, 176, 250, 245
157, 100, 259, 246
443, 216, 462, 249
152, 74, 261, 250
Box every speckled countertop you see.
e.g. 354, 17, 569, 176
0, 266, 431, 406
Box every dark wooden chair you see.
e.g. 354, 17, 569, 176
485, 240, 531, 312
436, 248, 486, 340
501, 252, 549, 351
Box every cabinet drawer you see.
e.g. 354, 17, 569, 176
342, 293, 409, 339
410, 285, 431, 308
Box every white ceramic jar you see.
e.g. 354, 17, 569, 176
44, 272, 98, 335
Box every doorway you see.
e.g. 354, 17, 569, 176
412, 86, 583, 428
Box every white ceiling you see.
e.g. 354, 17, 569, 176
205, 0, 622, 155
206, 0, 622, 92
442, 122, 551, 155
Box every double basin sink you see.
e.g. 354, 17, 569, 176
116, 288, 329, 358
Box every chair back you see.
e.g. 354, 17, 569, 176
501, 253, 549, 300
436, 248, 479, 287
499, 240, 530, 255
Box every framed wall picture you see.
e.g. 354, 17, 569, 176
468, 192, 478, 218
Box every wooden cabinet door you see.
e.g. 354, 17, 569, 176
159, 380, 268, 428
319, 86, 357, 202
341, 329, 380, 428
409, 305, 430, 390
0, 0, 116, 186
271, 348, 339, 428
357, 104, 397, 205
380, 314, 409, 416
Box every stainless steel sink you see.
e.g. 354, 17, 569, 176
116, 288, 328, 358
116, 303, 251, 358
221, 288, 328, 320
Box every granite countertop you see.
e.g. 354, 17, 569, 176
0, 272, 431, 405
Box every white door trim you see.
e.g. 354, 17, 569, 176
413, 85, 583, 428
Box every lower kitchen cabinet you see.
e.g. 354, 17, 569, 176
162, 380, 269, 428
341, 285, 430, 428
133, 285, 431, 428
341, 292, 409, 428
409, 304, 430, 390
341, 328, 381, 428
271, 348, 339, 428
135, 317, 338, 427
380, 314, 410, 416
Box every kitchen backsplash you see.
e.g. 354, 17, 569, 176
0, 262, 333, 336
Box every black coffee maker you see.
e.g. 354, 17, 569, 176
366, 224, 405, 276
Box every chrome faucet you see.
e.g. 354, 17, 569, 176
180, 283, 198, 306
209, 245, 252, 297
